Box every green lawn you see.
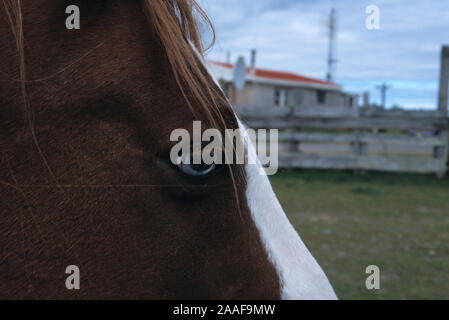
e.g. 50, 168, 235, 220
270, 169, 449, 300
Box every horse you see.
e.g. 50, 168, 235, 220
0, 0, 337, 299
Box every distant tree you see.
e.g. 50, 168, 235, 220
359, 103, 384, 112
390, 104, 405, 111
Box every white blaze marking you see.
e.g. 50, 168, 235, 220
239, 119, 337, 300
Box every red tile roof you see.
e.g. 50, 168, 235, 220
209, 60, 340, 88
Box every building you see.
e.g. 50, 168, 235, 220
207, 60, 359, 117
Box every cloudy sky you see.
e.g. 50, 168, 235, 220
198, 0, 449, 110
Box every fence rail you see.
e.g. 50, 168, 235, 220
236, 107, 448, 130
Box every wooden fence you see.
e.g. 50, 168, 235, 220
236, 107, 448, 177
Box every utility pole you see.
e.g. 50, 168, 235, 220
226, 51, 231, 64
376, 83, 391, 109
326, 8, 337, 82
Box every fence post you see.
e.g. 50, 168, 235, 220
351, 129, 367, 173
436, 45, 449, 178
286, 128, 299, 153
434, 130, 448, 179
438, 46, 449, 116
285, 107, 300, 154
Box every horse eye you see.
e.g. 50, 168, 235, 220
177, 162, 216, 177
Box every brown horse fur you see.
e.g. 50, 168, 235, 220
0, 0, 281, 299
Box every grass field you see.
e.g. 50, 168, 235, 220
270, 169, 449, 300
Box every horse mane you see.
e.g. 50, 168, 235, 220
144, 0, 232, 127
2, 0, 244, 210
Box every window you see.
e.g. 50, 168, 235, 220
274, 88, 288, 107
317, 90, 326, 104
